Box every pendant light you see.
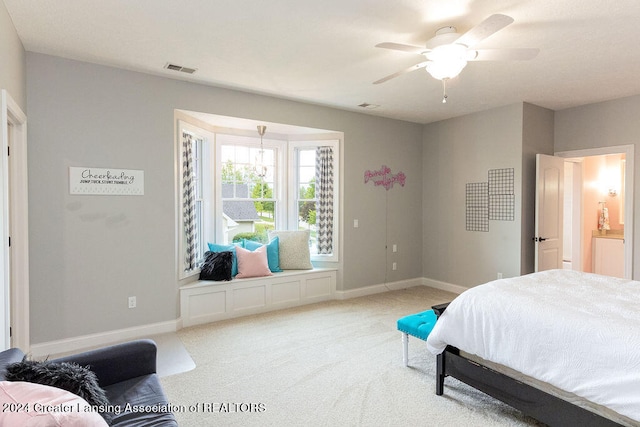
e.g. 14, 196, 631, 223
255, 125, 267, 178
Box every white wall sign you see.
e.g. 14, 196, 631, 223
69, 167, 144, 195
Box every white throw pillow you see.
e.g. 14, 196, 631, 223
268, 230, 313, 270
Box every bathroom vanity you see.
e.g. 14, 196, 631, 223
592, 230, 624, 278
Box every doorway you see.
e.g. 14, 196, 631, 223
1, 90, 29, 351
557, 145, 633, 279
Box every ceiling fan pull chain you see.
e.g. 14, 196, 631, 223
442, 78, 448, 104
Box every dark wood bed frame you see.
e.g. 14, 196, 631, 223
431, 303, 623, 427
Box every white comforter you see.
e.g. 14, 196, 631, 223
426, 269, 640, 422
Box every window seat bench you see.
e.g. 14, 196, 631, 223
180, 268, 337, 327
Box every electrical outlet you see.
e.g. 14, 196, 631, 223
392, 244, 397, 253
497, 272, 503, 280
392, 262, 397, 271
128, 296, 136, 309
353, 219, 359, 228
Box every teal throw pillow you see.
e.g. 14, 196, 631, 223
207, 243, 240, 276
243, 237, 282, 273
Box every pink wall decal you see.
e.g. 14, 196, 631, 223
364, 165, 406, 190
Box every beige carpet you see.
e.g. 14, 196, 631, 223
160, 286, 542, 426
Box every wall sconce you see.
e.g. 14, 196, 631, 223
598, 166, 619, 198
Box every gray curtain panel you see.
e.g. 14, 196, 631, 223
182, 131, 198, 271
315, 146, 334, 254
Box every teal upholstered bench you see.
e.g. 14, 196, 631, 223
396, 309, 437, 367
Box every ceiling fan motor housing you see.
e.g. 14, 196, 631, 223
424, 26, 462, 49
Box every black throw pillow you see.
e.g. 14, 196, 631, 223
199, 250, 233, 281
5, 358, 112, 423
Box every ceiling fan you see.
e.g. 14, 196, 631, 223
373, 14, 538, 102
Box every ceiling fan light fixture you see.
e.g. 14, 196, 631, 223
424, 43, 468, 80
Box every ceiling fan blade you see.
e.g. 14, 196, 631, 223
455, 14, 514, 48
373, 61, 428, 84
375, 42, 427, 55
469, 48, 539, 61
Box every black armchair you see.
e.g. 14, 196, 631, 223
1, 339, 178, 427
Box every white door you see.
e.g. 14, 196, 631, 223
534, 154, 565, 272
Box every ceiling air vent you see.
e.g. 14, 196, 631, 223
164, 63, 197, 74
358, 103, 380, 110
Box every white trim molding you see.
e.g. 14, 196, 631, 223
421, 277, 468, 295
334, 278, 424, 300
1, 90, 29, 351
31, 274, 467, 357
29, 319, 180, 358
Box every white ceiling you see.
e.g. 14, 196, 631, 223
5, 0, 640, 124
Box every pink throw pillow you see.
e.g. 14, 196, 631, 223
0, 380, 108, 426
236, 245, 273, 278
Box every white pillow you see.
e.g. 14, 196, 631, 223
268, 230, 313, 270
0, 380, 108, 426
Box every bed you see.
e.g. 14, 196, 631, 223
425, 269, 640, 426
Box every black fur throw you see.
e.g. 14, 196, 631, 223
5, 358, 112, 423
199, 250, 233, 281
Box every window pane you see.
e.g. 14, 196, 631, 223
221, 141, 277, 244
298, 200, 317, 254
299, 149, 315, 166
193, 138, 204, 259
195, 199, 203, 259
221, 145, 235, 162
235, 146, 250, 164
223, 200, 276, 244
297, 148, 318, 255
299, 166, 315, 185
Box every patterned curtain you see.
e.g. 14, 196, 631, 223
182, 131, 198, 271
315, 146, 334, 254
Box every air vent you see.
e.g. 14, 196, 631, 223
164, 63, 197, 74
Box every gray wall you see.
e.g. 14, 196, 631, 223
555, 94, 640, 278
0, 0, 25, 110
26, 53, 423, 344
23, 48, 638, 345
421, 102, 554, 287
521, 103, 555, 274
422, 104, 525, 287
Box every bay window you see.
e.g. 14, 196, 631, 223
178, 119, 340, 279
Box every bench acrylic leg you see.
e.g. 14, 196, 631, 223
402, 332, 409, 366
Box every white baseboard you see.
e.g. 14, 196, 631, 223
30, 276, 464, 357
30, 319, 180, 358
421, 277, 467, 295
335, 278, 423, 300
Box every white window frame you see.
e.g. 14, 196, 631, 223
177, 120, 214, 279
214, 134, 286, 243
289, 139, 340, 263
